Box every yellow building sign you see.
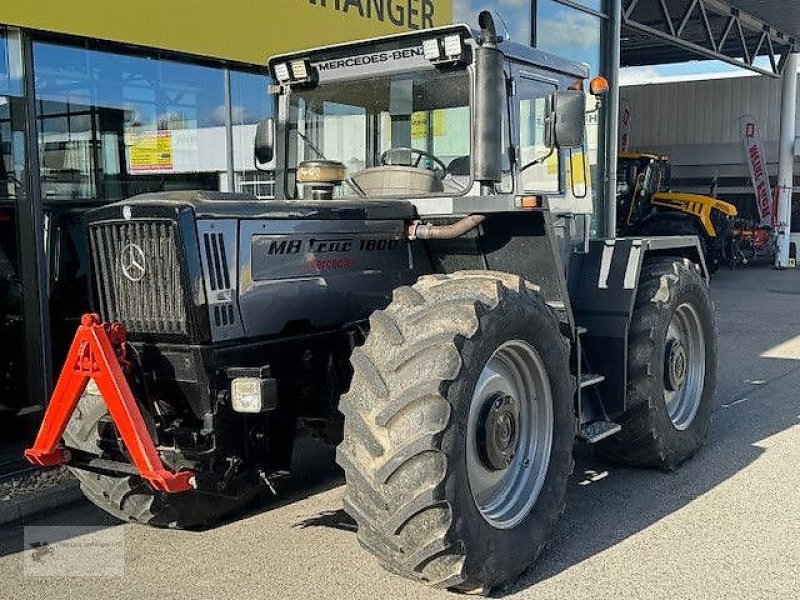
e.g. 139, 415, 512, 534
3, 0, 453, 65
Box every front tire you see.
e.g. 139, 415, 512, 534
597, 257, 718, 470
337, 271, 574, 593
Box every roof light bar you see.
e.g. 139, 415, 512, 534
423, 34, 465, 64
274, 59, 314, 86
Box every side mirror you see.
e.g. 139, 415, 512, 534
254, 118, 275, 166
547, 90, 586, 149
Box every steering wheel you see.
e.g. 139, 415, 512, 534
380, 147, 448, 173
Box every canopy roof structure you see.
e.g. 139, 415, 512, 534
621, 0, 800, 77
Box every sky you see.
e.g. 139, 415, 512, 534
452, 0, 797, 88
619, 56, 792, 86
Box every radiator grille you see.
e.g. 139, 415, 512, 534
88, 220, 188, 335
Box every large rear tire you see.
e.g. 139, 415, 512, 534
337, 271, 574, 593
64, 392, 261, 529
597, 257, 717, 470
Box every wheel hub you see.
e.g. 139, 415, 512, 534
477, 393, 520, 471
665, 339, 687, 391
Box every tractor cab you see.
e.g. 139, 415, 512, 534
256, 18, 596, 216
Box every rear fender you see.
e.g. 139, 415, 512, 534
571, 236, 706, 419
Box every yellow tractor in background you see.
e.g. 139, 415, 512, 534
617, 152, 738, 272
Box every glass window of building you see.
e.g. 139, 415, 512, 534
453, 0, 531, 45
32, 40, 231, 372
0, 27, 22, 97
33, 41, 228, 207
0, 27, 30, 414
536, 0, 603, 74
536, 0, 607, 233
230, 70, 273, 198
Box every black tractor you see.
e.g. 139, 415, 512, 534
27, 14, 717, 593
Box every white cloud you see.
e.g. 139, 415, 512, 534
537, 10, 600, 50
619, 65, 763, 86
619, 66, 663, 86
453, 0, 530, 43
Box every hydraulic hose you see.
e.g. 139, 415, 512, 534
407, 215, 486, 240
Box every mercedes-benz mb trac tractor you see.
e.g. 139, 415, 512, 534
617, 152, 738, 273
26, 13, 718, 593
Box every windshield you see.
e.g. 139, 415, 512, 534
285, 68, 471, 198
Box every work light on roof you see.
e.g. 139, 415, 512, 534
422, 38, 442, 61
290, 59, 309, 80
274, 62, 291, 83
443, 34, 463, 59
423, 34, 464, 64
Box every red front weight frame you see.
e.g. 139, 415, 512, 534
24, 313, 195, 493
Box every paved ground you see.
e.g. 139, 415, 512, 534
0, 266, 798, 600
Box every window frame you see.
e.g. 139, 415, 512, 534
512, 67, 562, 195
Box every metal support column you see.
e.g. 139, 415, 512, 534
604, 0, 623, 238
775, 52, 798, 269
19, 32, 52, 408
223, 68, 236, 193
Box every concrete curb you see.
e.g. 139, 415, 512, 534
0, 479, 84, 527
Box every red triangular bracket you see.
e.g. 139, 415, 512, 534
24, 313, 195, 493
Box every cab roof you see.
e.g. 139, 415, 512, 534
268, 24, 589, 82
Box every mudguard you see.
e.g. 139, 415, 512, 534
572, 236, 707, 419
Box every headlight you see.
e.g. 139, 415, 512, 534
231, 378, 264, 413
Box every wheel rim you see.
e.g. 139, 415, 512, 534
663, 303, 706, 430
466, 340, 554, 530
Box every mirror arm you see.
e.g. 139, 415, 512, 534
518, 147, 555, 174
585, 98, 603, 115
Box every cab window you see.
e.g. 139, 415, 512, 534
517, 77, 559, 193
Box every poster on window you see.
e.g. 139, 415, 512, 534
126, 131, 174, 172
125, 128, 227, 175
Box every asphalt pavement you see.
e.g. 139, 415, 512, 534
0, 265, 798, 600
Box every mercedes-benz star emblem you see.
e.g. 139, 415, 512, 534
121, 243, 146, 282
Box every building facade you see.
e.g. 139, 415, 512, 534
622, 75, 800, 237
0, 1, 610, 416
